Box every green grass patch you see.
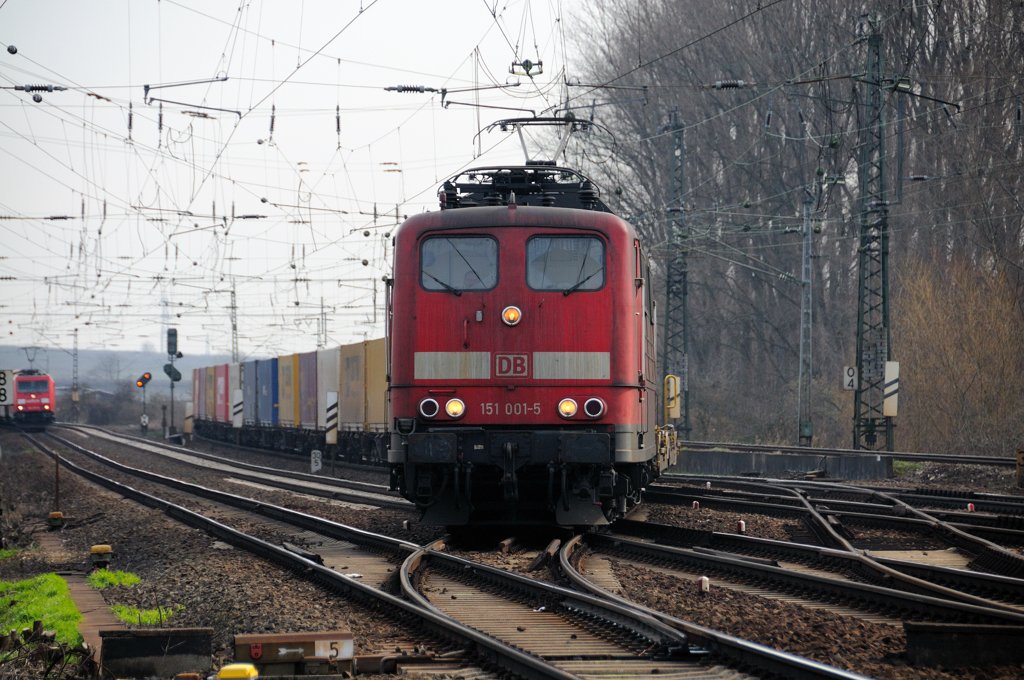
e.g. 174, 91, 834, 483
0, 573, 82, 646
893, 460, 924, 477
111, 603, 184, 626
87, 569, 141, 589
0, 548, 17, 561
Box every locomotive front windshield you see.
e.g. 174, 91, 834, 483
17, 379, 49, 393
527, 236, 604, 292
421, 236, 498, 291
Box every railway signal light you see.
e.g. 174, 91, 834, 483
163, 363, 182, 382
135, 372, 152, 388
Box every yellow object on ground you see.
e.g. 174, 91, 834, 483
216, 663, 259, 679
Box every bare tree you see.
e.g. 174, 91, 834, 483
567, 0, 1024, 451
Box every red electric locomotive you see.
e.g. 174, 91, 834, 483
387, 165, 674, 526
12, 369, 56, 430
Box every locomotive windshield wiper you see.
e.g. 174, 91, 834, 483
562, 269, 602, 296
424, 271, 462, 296
446, 238, 486, 289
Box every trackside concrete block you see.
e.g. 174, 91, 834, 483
100, 627, 213, 678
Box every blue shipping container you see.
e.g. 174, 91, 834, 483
256, 358, 279, 427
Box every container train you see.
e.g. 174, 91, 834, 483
0, 369, 57, 430
192, 164, 675, 527
190, 339, 388, 463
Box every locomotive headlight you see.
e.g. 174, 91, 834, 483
501, 306, 522, 326
557, 398, 578, 418
419, 398, 440, 418
583, 397, 606, 418
445, 398, 466, 418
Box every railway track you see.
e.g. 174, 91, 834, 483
679, 440, 1016, 468
593, 521, 1024, 625
402, 540, 865, 679
651, 475, 1024, 579
53, 424, 407, 510
19, 429, 876, 678
612, 519, 1024, 608
24, 432, 545, 677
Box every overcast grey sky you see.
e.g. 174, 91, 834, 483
0, 0, 572, 359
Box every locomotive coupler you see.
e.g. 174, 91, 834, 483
598, 468, 617, 498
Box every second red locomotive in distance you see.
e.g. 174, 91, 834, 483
387, 164, 674, 526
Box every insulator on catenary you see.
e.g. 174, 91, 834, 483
707, 79, 748, 89
128, 102, 133, 140
269, 104, 276, 139
16, 84, 66, 92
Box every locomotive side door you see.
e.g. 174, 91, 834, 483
634, 239, 649, 438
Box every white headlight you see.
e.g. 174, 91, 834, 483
583, 397, 605, 418
419, 398, 439, 418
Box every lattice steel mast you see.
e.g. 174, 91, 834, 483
853, 15, 894, 450
662, 110, 690, 437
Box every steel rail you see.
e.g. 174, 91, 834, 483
677, 441, 1014, 467
24, 433, 591, 679
580, 532, 1024, 625
647, 478, 1024, 607
50, 427, 408, 510
400, 540, 701, 678
559, 535, 871, 680
58, 423, 394, 496
612, 518, 1024, 606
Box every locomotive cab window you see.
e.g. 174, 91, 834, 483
421, 236, 498, 292
527, 236, 605, 292
18, 379, 49, 392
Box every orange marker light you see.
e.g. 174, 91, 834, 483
445, 399, 466, 418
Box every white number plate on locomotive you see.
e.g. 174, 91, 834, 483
480, 401, 542, 416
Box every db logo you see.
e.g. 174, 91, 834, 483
495, 354, 528, 377
249, 643, 263, 660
